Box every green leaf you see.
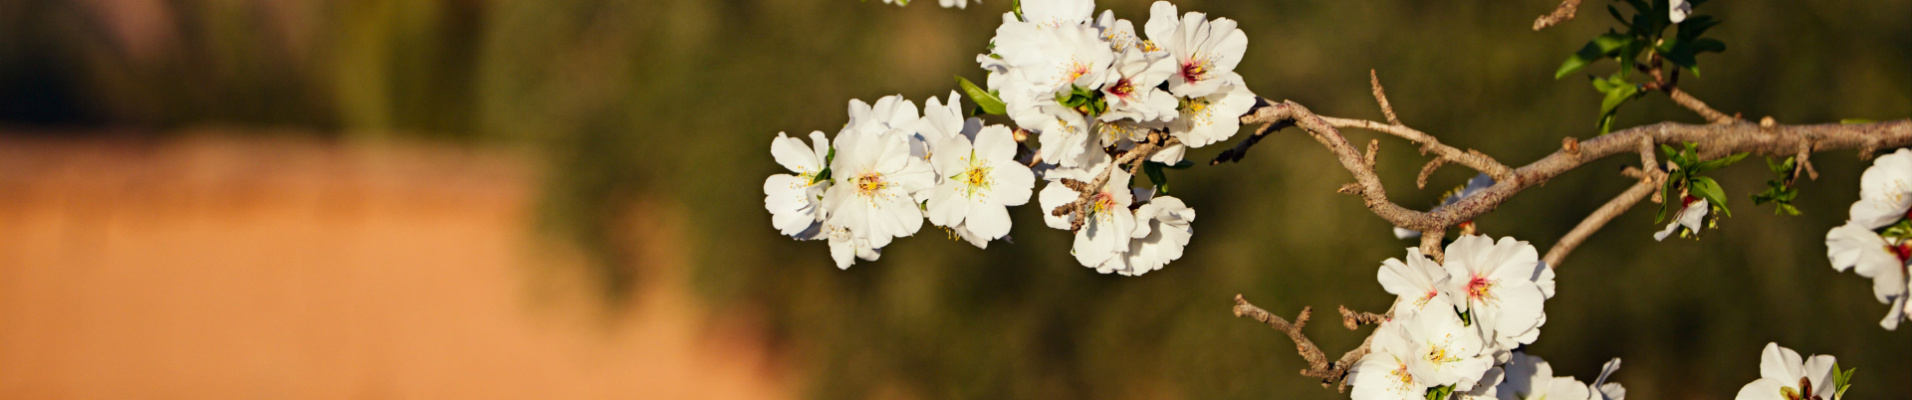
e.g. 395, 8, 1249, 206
1143, 162, 1170, 196
1656, 38, 1701, 76
812, 147, 837, 184
1753, 180, 1800, 215
1691, 38, 1727, 53
1835, 365, 1856, 400
1689, 152, 1749, 173
1765, 156, 1796, 174
1657, 175, 1680, 223
1691, 176, 1726, 207
1557, 34, 1636, 79
1597, 79, 1641, 134
956, 76, 1006, 116
1425, 385, 1455, 400
1676, 142, 1701, 165
1677, 15, 1721, 41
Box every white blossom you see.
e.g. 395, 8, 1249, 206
1075, 172, 1137, 268
1094, 10, 1144, 53
1401, 297, 1496, 391
1653, 197, 1710, 241
1099, 49, 1179, 123
1038, 155, 1111, 231
929, 125, 1036, 245
990, 17, 1115, 168
1100, 118, 1165, 151
1496, 353, 1592, 400
765, 131, 833, 238
1823, 221, 1911, 330
846, 95, 921, 140
1669, 0, 1692, 23
1830, 149, 1912, 330
1026, 101, 1103, 168
1118, 194, 1194, 275
1165, 75, 1256, 149
1441, 235, 1555, 351
1378, 247, 1455, 317
1035, 155, 1144, 269
1147, 142, 1188, 164
993, 19, 1114, 97
1018, 0, 1094, 28
1733, 343, 1840, 400
825, 222, 882, 269
1143, 1, 1248, 98
1847, 148, 1912, 229
1455, 367, 1505, 400
1349, 318, 1433, 400
938, 0, 970, 9
1351, 297, 1494, 400
1590, 358, 1627, 400
914, 91, 983, 159
825, 124, 936, 252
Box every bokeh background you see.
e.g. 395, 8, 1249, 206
0, 0, 1908, 399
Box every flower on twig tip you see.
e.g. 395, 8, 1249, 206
1653, 197, 1710, 241
1732, 343, 1844, 400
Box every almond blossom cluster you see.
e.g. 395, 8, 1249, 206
767, 0, 1249, 276
1823, 148, 1912, 330
765, 93, 1037, 269
981, 0, 1253, 168
1349, 235, 1627, 400
984, 0, 1248, 274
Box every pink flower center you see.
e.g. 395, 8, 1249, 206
1108, 78, 1134, 99
1179, 59, 1207, 84
1089, 192, 1117, 216
1465, 275, 1496, 303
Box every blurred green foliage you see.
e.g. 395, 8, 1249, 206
2, 0, 1910, 399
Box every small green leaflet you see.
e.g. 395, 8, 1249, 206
811, 147, 837, 184
1752, 157, 1801, 215
1142, 162, 1171, 196
1832, 362, 1856, 400
956, 76, 1006, 116
1556, 33, 1635, 79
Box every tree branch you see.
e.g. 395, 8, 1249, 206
1541, 178, 1657, 267
1234, 294, 1383, 391
1370, 70, 1402, 126
1338, 305, 1390, 330
1667, 87, 1735, 124
1532, 0, 1583, 31
1240, 97, 1912, 254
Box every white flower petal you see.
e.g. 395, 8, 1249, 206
966, 202, 1013, 241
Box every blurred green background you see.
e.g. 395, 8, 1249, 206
2, 0, 1908, 398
